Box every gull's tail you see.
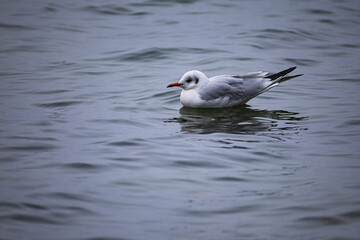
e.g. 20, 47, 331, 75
266, 66, 303, 83
241, 66, 302, 104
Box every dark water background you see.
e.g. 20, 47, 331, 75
1, 0, 360, 239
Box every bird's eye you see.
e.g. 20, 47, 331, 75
186, 79, 192, 83
194, 77, 199, 84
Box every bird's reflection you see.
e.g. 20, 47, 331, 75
167, 105, 307, 135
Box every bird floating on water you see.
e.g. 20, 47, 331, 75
167, 66, 302, 108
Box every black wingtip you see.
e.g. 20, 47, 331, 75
267, 66, 297, 81
278, 73, 303, 83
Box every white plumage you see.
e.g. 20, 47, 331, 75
167, 67, 302, 108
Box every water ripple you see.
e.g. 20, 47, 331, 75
284, 58, 319, 67
167, 106, 307, 135
83, 4, 150, 16
4, 144, 59, 152
130, 0, 199, 7
108, 139, 144, 147
62, 163, 103, 170
122, 47, 228, 62
171, 160, 227, 168
296, 216, 345, 227
304, 9, 334, 15
84, 5, 132, 15
340, 209, 360, 219
35, 101, 83, 109
1, 214, 61, 225
212, 176, 249, 182
0, 22, 35, 31
252, 28, 321, 41
184, 205, 260, 217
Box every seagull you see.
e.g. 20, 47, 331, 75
167, 66, 302, 108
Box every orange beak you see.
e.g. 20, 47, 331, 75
167, 82, 182, 88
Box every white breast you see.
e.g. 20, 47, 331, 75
180, 89, 204, 108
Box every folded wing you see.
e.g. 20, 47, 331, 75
198, 71, 270, 105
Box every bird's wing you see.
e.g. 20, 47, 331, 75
198, 72, 271, 104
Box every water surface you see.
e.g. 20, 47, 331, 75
1, 0, 360, 239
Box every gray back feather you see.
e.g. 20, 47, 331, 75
198, 72, 269, 104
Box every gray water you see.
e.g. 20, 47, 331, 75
1, 0, 360, 239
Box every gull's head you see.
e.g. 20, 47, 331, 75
167, 70, 208, 90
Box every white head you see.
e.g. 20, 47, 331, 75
167, 70, 208, 90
